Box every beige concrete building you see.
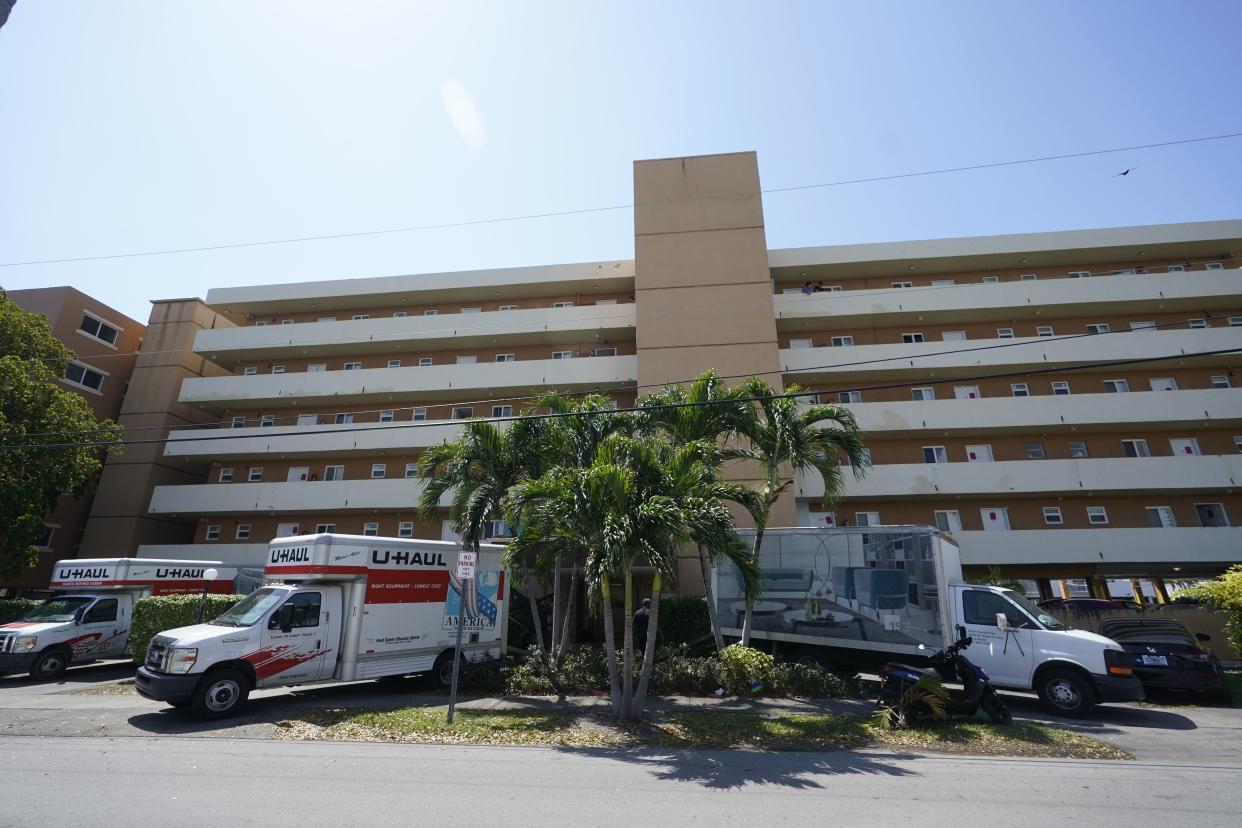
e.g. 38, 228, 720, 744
69, 152, 1242, 598
4, 287, 145, 589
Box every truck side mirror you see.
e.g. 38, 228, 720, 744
995, 612, 1010, 630
955, 624, 967, 642
271, 604, 295, 633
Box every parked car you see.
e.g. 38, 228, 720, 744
1038, 598, 1144, 612
1097, 618, 1226, 698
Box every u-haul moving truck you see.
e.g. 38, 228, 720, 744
136, 534, 506, 718
0, 559, 242, 681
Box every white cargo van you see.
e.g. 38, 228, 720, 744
135, 534, 507, 718
0, 558, 244, 681
714, 526, 1144, 717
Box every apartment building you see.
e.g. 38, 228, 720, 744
101, 152, 1241, 599
4, 287, 144, 590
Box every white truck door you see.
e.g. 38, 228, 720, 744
78, 597, 128, 660
952, 587, 1034, 688
257, 587, 342, 687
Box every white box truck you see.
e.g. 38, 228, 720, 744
135, 534, 507, 718
0, 558, 248, 681
714, 526, 1144, 717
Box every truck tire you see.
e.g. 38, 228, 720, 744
1036, 669, 1094, 718
430, 650, 461, 691
30, 647, 70, 682
191, 667, 250, 719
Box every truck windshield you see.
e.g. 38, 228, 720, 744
22, 596, 96, 622
209, 588, 286, 627
1003, 590, 1067, 631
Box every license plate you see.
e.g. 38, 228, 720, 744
1140, 655, 1168, 666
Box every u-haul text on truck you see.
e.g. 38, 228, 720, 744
136, 534, 506, 718
0, 559, 243, 681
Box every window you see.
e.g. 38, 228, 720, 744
1189, 318, 1208, 329
79, 313, 120, 346
901, 333, 925, 343
219, 467, 234, 482
308, 363, 327, 372
1170, 437, 1201, 456
911, 387, 935, 401
255, 320, 268, 327
405, 463, 418, 479
1086, 323, 1110, 335
830, 336, 854, 347
460, 307, 481, 314
1042, 507, 1064, 525
424, 309, 438, 316
859, 447, 872, 465
334, 413, 353, 424
553, 301, 575, 308
1019, 273, 1038, 281
1130, 321, 1157, 332
1235, 436, 1242, 453
941, 331, 967, 342
1195, 503, 1230, 527
1067, 441, 1089, 458
36, 525, 57, 548
343, 362, 362, 371
1167, 264, 1186, 272
1025, 442, 1046, 459
962, 589, 1026, 626
371, 464, 386, 479
922, 446, 948, 464
996, 328, 1014, 339
398, 521, 414, 538
352, 314, 370, 321
205, 525, 221, 541
954, 385, 980, 399
855, 512, 881, 527
323, 465, 345, 481
790, 338, 814, 349
281, 319, 295, 326
933, 510, 962, 533
231, 416, 246, 428
317, 317, 336, 323
491, 405, 513, 418
1087, 506, 1109, 525
419, 357, 433, 367
1036, 325, 1054, 337
363, 522, 379, 536
393, 311, 408, 318
412, 407, 427, 421
1112, 269, 1137, 276
822, 285, 843, 293
931, 279, 955, 287
1149, 377, 1178, 392
495, 353, 516, 363
1051, 381, 1071, 395
452, 406, 474, 419
552, 351, 573, 360
1211, 375, 1231, 389
1103, 379, 1130, 393
592, 347, 616, 357
1229, 316, 1242, 327
499, 304, 519, 311
84, 598, 118, 623
1010, 383, 1030, 397
1122, 439, 1151, 458
235, 524, 251, 540
248, 467, 263, 482
890, 281, 913, 289
387, 359, 401, 368
380, 410, 394, 422
838, 391, 862, 403
1205, 262, 1225, 271
243, 367, 258, 376
272, 592, 322, 629
315, 523, 337, 533
260, 415, 274, 427
272, 366, 285, 374
1067, 271, 1092, 279
966, 444, 992, 462
981, 275, 1000, 284
1145, 506, 1177, 528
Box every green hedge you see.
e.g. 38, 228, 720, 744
0, 598, 42, 624
656, 596, 712, 645
130, 594, 244, 664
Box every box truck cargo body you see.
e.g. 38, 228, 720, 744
0, 558, 247, 681
714, 527, 1144, 716
135, 534, 506, 718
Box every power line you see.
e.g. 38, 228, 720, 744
4, 345, 1238, 452
3, 131, 1239, 268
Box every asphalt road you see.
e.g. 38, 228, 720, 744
2, 735, 1240, 827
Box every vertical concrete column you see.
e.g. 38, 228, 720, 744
1130, 579, 1146, 606
1036, 578, 1054, 601
1057, 579, 1073, 600
1152, 578, 1171, 604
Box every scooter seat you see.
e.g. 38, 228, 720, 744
885, 663, 927, 676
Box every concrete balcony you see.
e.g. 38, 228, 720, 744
162, 420, 467, 460
148, 479, 452, 516
774, 268, 1241, 330
840, 388, 1242, 437
176, 355, 638, 412
194, 303, 636, 366
781, 327, 1242, 382
952, 527, 1242, 567
796, 455, 1242, 500
137, 543, 270, 567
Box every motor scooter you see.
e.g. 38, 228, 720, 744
878, 633, 1013, 724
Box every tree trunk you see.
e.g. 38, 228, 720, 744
630, 572, 662, 719
697, 544, 725, 651
553, 562, 578, 671
600, 581, 621, 718
621, 571, 634, 721
550, 552, 562, 658
740, 526, 765, 647
523, 573, 547, 653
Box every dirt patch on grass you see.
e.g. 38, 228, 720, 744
59, 679, 136, 696
870, 720, 1133, 760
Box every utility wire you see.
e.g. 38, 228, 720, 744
3, 131, 1239, 268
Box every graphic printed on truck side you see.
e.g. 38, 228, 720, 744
241, 644, 332, 680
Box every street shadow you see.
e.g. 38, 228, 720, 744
554, 745, 921, 790
1001, 693, 1198, 732
0, 660, 134, 691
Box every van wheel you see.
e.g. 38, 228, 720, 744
30, 648, 70, 681
191, 668, 250, 719
1037, 669, 1094, 718
431, 651, 461, 691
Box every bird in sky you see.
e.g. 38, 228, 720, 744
1114, 167, 1139, 177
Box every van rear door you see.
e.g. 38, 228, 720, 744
951, 586, 1034, 688
255, 586, 342, 686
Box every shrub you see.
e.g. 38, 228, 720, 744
1182, 565, 1242, 656
650, 645, 722, 696
657, 596, 711, 645
503, 645, 609, 695
455, 658, 508, 694
718, 644, 775, 696
767, 661, 853, 699
0, 598, 41, 624
129, 593, 244, 664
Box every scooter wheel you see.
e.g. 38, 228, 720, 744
981, 693, 1013, 725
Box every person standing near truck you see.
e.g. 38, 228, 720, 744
633, 598, 651, 652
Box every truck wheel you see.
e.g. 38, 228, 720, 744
431, 651, 461, 691
30, 648, 70, 682
191, 668, 250, 719
1037, 669, 1094, 718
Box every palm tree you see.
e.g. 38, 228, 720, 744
730, 377, 870, 645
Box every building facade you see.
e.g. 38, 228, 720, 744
90, 152, 1242, 598
5, 287, 145, 589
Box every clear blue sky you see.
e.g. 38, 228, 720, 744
2, 1, 1239, 322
